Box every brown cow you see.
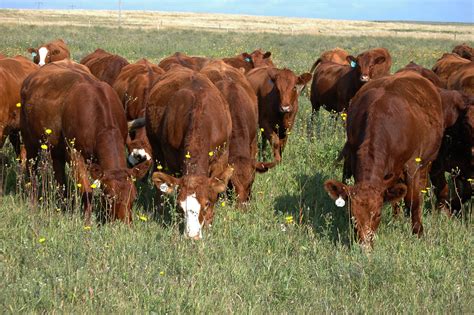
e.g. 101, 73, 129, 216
201, 60, 258, 203
324, 72, 465, 248
452, 43, 474, 61
396, 61, 445, 88
309, 47, 349, 73
222, 49, 274, 73
432, 53, 470, 87
246, 67, 311, 171
113, 58, 165, 165
447, 62, 474, 95
158, 52, 209, 71
80, 48, 129, 86
310, 48, 392, 113
146, 65, 233, 239
27, 39, 70, 66
20, 60, 148, 225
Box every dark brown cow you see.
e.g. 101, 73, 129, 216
310, 48, 392, 113
146, 65, 233, 239
27, 39, 70, 66
452, 43, 474, 61
246, 67, 311, 171
113, 58, 165, 165
396, 61, 445, 88
0, 56, 38, 153
432, 53, 470, 87
80, 48, 129, 86
201, 60, 258, 203
20, 60, 148, 225
447, 62, 474, 95
222, 49, 274, 73
324, 72, 466, 248
158, 52, 209, 71
309, 47, 349, 73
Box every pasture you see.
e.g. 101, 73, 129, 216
0, 20, 473, 313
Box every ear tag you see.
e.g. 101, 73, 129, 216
350, 61, 357, 68
335, 196, 346, 207
159, 183, 169, 193
244, 57, 251, 62
31, 52, 37, 57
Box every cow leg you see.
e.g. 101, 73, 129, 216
256, 132, 281, 172
8, 130, 22, 156
430, 172, 451, 215
404, 167, 428, 236
68, 149, 93, 225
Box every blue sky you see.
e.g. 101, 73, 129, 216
0, 0, 472, 23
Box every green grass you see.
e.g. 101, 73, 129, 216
1, 24, 473, 313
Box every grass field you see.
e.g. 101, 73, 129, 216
0, 19, 473, 313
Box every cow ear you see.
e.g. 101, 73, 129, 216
51, 49, 61, 56
296, 72, 312, 94
90, 163, 104, 180
27, 48, 37, 55
324, 180, 348, 200
263, 51, 272, 59
152, 171, 181, 194
210, 165, 234, 194
129, 160, 152, 180
384, 183, 407, 203
374, 56, 386, 64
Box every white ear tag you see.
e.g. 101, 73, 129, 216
159, 183, 169, 193
335, 196, 345, 207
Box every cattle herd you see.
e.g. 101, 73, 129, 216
0, 38, 472, 247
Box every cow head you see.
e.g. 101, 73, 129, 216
268, 68, 312, 114
152, 166, 233, 239
324, 180, 406, 248
90, 163, 149, 223
452, 44, 473, 61
250, 49, 274, 68
347, 51, 388, 83
27, 46, 61, 66
439, 89, 474, 128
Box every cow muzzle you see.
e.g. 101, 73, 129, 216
280, 105, 291, 113
360, 75, 370, 82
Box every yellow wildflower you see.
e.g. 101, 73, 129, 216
40, 144, 48, 150
45, 129, 52, 135
421, 189, 427, 194
159, 271, 165, 276
468, 178, 473, 182
38, 237, 46, 243
415, 157, 422, 163
285, 215, 294, 224
16, 103, 21, 108
221, 201, 226, 207
90, 183, 97, 189
185, 152, 191, 159
260, 128, 264, 132
77, 183, 82, 188
83, 226, 91, 231
139, 215, 148, 222
208, 151, 214, 157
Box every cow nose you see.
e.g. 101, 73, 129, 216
280, 105, 291, 113
39, 62, 45, 67
360, 75, 370, 82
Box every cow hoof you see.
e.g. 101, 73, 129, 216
412, 224, 424, 237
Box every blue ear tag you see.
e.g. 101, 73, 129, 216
244, 57, 251, 62
31, 52, 37, 57
350, 60, 357, 68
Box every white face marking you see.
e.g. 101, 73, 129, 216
180, 193, 202, 239
360, 75, 370, 82
128, 148, 152, 166
38, 47, 48, 66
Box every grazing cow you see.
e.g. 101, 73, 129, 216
396, 61, 445, 88
447, 62, 474, 96
246, 67, 312, 171
80, 48, 129, 86
27, 39, 70, 66
146, 65, 233, 239
0, 56, 38, 153
310, 47, 392, 113
432, 53, 470, 87
222, 49, 274, 73
324, 72, 466, 248
158, 52, 209, 71
452, 43, 474, 61
113, 58, 165, 165
309, 47, 350, 73
201, 60, 258, 203
20, 60, 148, 225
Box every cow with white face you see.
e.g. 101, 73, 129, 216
146, 65, 234, 240
27, 39, 70, 66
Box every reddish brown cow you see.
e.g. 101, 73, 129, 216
447, 62, 474, 95
432, 53, 470, 87
0, 56, 38, 153
452, 43, 474, 61
27, 39, 70, 66
246, 67, 311, 171
158, 52, 209, 71
310, 48, 392, 113
146, 65, 233, 239
201, 60, 258, 203
113, 58, 165, 165
222, 49, 274, 73
0, 53, 6, 59
20, 60, 148, 225
80, 48, 129, 85
309, 47, 349, 73
396, 61, 445, 88
324, 72, 466, 248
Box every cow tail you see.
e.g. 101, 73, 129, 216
310, 58, 322, 74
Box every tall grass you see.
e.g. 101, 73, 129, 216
0, 24, 472, 313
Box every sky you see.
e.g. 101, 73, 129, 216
0, 0, 472, 23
